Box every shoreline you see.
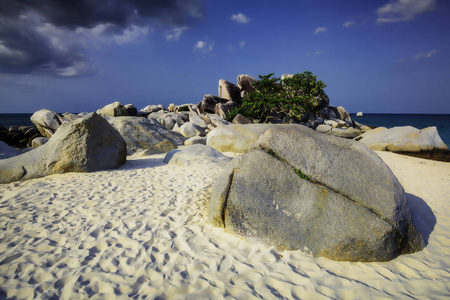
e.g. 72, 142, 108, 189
0, 151, 449, 299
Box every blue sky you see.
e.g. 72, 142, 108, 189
1, 0, 449, 114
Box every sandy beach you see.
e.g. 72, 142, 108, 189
0, 151, 449, 299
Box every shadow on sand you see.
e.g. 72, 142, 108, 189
407, 193, 436, 245
119, 157, 166, 171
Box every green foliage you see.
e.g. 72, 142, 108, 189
177, 105, 190, 112
296, 169, 311, 180
238, 71, 327, 122
225, 106, 240, 122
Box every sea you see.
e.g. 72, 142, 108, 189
0, 113, 449, 146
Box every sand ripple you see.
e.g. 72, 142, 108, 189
0, 152, 449, 299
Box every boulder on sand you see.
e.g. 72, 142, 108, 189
105, 117, 186, 156
208, 125, 424, 262
31, 109, 64, 138
163, 144, 231, 167
358, 126, 450, 162
0, 113, 127, 184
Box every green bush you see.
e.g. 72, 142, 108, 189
238, 71, 327, 122
177, 105, 190, 112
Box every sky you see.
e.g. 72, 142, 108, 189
0, 0, 449, 114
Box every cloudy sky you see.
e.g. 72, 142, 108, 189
1, 0, 449, 113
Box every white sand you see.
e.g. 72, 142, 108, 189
0, 151, 449, 299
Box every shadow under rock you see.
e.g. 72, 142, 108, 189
119, 157, 166, 171
406, 193, 436, 245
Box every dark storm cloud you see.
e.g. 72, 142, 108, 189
0, 0, 202, 76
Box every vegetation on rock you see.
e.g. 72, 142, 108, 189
233, 71, 328, 123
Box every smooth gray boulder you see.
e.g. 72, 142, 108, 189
208, 125, 424, 262
358, 126, 450, 162
184, 136, 207, 146
0, 141, 21, 159
163, 145, 231, 167
179, 122, 205, 138
31, 137, 49, 148
106, 117, 185, 156
206, 124, 293, 153
97, 102, 129, 117
0, 113, 126, 184
31, 109, 64, 138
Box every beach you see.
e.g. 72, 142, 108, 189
0, 151, 449, 299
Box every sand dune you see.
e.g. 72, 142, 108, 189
0, 152, 449, 299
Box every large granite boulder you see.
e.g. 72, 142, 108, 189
208, 125, 424, 262
358, 126, 450, 162
218, 80, 241, 104
31, 109, 64, 138
237, 74, 256, 93
0, 113, 126, 184
0, 141, 22, 159
97, 102, 129, 117
207, 124, 292, 153
105, 117, 185, 156
163, 144, 231, 167
336, 106, 353, 126
179, 122, 206, 138
197, 95, 229, 115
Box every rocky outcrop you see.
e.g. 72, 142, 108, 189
163, 144, 231, 167
208, 125, 424, 262
140, 104, 165, 117
218, 80, 241, 104
358, 126, 450, 162
31, 109, 64, 138
0, 113, 126, 184
97, 102, 129, 117
237, 74, 256, 93
197, 95, 229, 115
105, 117, 185, 156
124, 104, 138, 116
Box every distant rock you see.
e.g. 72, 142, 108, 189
337, 106, 353, 126
208, 125, 424, 261
358, 126, 450, 162
163, 144, 231, 167
356, 112, 363, 117
31, 137, 49, 148
197, 94, 229, 115
106, 116, 185, 156
31, 109, 64, 138
184, 136, 207, 146
237, 74, 256, 93
0, 113, 127, 184
140, 140, 177, 156
179, 122, 206, 138
140, 104, 165, 116
218, 80, 241, 104
124, 104, 138, 116
97, 102, 129, 117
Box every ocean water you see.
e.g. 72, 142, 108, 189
1, 113, 449, 146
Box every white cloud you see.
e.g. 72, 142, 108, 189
305, 51, 323, 56
231, 13, 251, 24
414, 49, 437, 60
166, 27, 188, 41
194, 40, 214, 52
113, 26, 149, 44
314, 27, 327, 34
376, 0, 437, 23
343, 21, 356, 28
240, 40, 246, 48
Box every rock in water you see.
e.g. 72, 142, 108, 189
208, 125, 424, 262
31, 109, 64, 138
0, 113, 127, 184
105, 117, 186, 156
